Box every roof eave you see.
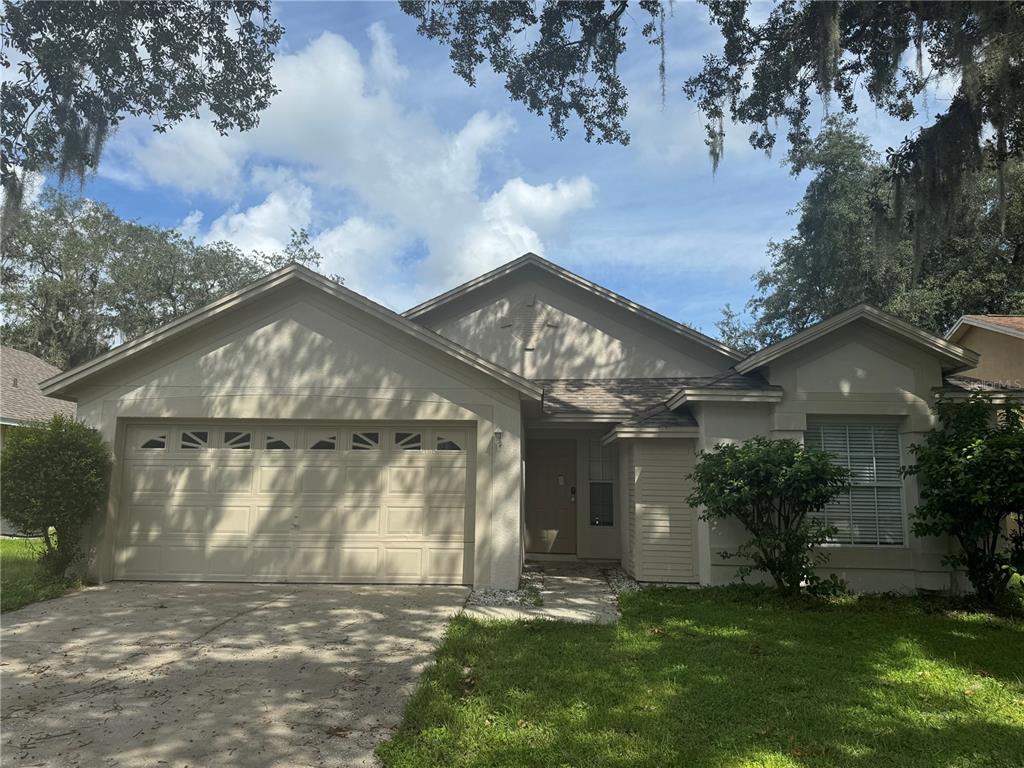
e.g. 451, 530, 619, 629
947, 315, 1024, 343
536, 413, 631, 423
735, 305, 980, 375
601, 425, 700, 445
665, 387, 785, 410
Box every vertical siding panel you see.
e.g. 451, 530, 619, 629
635, 439, 698, 582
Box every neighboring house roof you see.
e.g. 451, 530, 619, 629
735, 304, 979, 375
0, 347, 75, 424
946, 314, 1024, 343
40, 264, 542, 401
934, 375, 1024, 402
539, 374, 770, 422
942, 375, 1019, 392
404, 253, 744, 362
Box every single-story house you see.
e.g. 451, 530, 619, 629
1, 345, 76, 535
40, 255, 995, 592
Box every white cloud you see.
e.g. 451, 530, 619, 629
177, 210, 204, 239
483, 177, 596, 236
103, 120, 247, 198
368, 22, 408, 88
447, 176, 596, 284
107, 27, 593, 306
314, 216, 406, 302
204, 180, 313, 253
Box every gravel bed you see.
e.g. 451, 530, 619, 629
601, 566, 641, 594
467, 567, 545, 607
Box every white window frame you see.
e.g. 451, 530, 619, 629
805, 418, 907, 547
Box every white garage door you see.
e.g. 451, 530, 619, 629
116, 422, 474, 584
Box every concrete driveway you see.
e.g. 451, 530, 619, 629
0, 582, 469, 767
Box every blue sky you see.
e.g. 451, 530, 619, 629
79, 1, 947, 337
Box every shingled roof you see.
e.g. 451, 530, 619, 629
0, 347, 75, 424
959, 315, 1024, 334
538, 373, 771, 422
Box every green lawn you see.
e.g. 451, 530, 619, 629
378, 587, 1024, 768
0, 537, 74, 612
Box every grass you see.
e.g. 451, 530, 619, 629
1, 537, 74, 612
378, 586, 1024, 768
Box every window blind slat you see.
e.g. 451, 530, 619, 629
807, 421, 904, 546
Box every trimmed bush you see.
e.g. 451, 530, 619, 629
0, 414, 111, 575
906, 396, 1024, 602
688, 437, 851, 596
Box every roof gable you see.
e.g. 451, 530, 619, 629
405, 254, 743, 362
736, 304, 979, 375
947, 314, 1024, 343
40, 265, 541, 400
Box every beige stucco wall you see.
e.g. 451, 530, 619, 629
416, 268, 734, 379
955, 325, 1024, 387
67, 281, 526, 589
693, 320, 967, 593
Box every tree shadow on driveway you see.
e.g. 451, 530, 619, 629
1, 581, 468, 767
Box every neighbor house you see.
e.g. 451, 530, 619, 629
1, 346, 76, 448
945, 314, 1024, 391
40, 256, 992, 592
1, 346, 76, 535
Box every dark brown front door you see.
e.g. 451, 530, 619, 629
525, 439, 577, 554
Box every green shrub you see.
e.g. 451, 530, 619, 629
0, 414, 111, 576
688, 437, 851, 596
906, 396, 1024, 602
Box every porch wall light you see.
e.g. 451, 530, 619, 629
493, 429, 504, 449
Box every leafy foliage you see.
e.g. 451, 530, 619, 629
399, 0, 666, 144
687, 437, 851, 596
0, 415, 112, 575
717, 116, 1024, 349
403, 2, 1023, 259
0, 538, 74, 611
1, 190, 333, 368
685, 1, 1023, 255
906, 396, 1024, 602
1, 0, 284, 224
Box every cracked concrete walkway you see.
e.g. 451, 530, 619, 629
463, 562, 620, 624
0, 582, 468, 767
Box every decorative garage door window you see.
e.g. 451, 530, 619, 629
131, 426, 467, 455
395, 431, 422, 450
139, 432, 167, 449
308, 431, 337, 450
805, 420, 904, 545
180, 430, 209, 449
265, 431, 294, 450
224, 431, 252, 450
351, 431, 380, 450
436, 434, 463, 451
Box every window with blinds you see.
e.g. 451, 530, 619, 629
804, 420, 905, 546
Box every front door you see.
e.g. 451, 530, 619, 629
525, 439, 577, 554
